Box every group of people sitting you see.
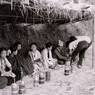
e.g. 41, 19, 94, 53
0, 35, 91, 89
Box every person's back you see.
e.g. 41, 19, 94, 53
67, 35, 92, 68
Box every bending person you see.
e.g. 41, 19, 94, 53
66, 36, 92, 68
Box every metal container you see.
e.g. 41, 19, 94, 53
39, 72, 45, 84
11, 83, 19, 95
45, 70, 51, 81
19, 81, 25, 94
64, 60, 71, 76
33, 74, 39, 87
64, 69, 70, 76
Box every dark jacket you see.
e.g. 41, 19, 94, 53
54, 46, 68, 65
8, 55, 21, 81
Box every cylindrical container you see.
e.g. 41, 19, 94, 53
45, 70, 51, 81
73, 0, 79, 3
64, 60, 71, 76
33, 74, 39, 87
39, 72, 45, 84
19, 81, 25, 94
64, 69, 70, 76
11, 83, 19, 95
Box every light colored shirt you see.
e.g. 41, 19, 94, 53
0, 57, 11, 74
41, 48, 53, 68
76, 36, 91, 43
29, 50, 41, 61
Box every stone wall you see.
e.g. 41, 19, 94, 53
0, 19, 93, 52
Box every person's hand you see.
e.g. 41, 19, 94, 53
10, 72, 16, 78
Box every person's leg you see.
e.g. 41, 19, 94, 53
13, 70, 21, 81
71, 41, 89, 67
78, 49, 86, 66
71, 43, 82, 62
77, 41, 89, 68
0, 76, 8, 89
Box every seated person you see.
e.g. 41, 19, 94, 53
8, 47, 21, 81
66, 36, 92, 68
13, 42, 34, 76
41, 42, 57, 69
0, 48, 15, 85
13, 42, 23, 67
54, 40, 69, 65
13, 42, 26, 76
29, 43, 43, 72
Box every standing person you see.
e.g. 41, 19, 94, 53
0, 48, 15, 85
8, 47, 21, 81
29, 43, 43, 72
41, 42, 57, 69
66, 36, 92, 68
54, 40, 69, 65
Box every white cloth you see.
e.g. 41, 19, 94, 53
0, 57, 11, 74
29, 50, 43, 72
1, 71, 16, 78
41, 48, 55, 68
0, 57, 15, 77
29, 50, 41, 61
69, 36, 91, 53
76, 36, 91, 43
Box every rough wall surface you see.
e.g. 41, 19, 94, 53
0, 19, 93, 50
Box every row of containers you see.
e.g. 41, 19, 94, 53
11, 59, 72, 95
11, 70, 51, 95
